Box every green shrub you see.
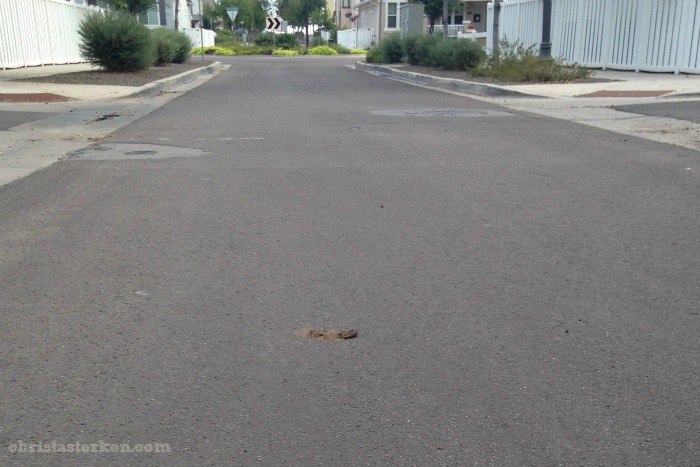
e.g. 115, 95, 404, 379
402, 34, 421, 65
310, 36, 327, 47
365, 46, 383, 63
350, 48, 367, 55
235, 45, 273, 55
171, 30, 193, 63
192, 46, 235, 56
451, 39, 486, 70
330, 44, 351, 54
78, 10, 154, 72
275, 33, 299, 49
473, 39, 590, 82
307, 45, 338, 55
412, 33, 440, 67
272, 49, 299, 55
254, 33, 276, 46
379, 33, 403, 63
430, 38, 485, 70
151, 28, 176, 65
215, 29, 234, 46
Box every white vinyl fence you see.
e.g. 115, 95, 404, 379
487, 0, 700, 74
337, 28, 372, 50
0, 0, 98, 69
182, 28, 217, 50
1, 0, 216, 70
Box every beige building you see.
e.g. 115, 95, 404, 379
353, 0, 407, 46
352, 0, 490, 45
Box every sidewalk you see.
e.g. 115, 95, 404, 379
355, 62, 700, 99
356, 62, 700, 154
0, 61, 221, 101
0, 61, 222, 187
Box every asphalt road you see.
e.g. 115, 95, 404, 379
1, 56, 699, 466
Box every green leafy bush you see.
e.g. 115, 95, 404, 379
307, 45, 338, 55
171, 30, 193, 63
192, 46, 234, 56
310, 36, 327, 47
151, 28, 176, 65
78, 10, 154, 72
330, 44, 351, 54
272, 49, 299, 55
275, 33, 299, 49
350, 48, 367, 55
411, 34, 440, 67
365, 46, 383, 63
215, 28, 234, 46
473, 39, 590, 82
379, 33, 403, 63
254, 33, 276, 46
402, 35, 421, 65
430, 38, 485, 70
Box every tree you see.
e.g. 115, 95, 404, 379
418, 0, 459, 35
276, 0, 325, 29
202, 0, 266, 32
106, 0, 157, 15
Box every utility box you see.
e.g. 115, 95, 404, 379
400, 4, 425, 38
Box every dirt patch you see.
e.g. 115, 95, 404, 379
13, 60, 214, 88
296, 328, 359, 340
0, 93, 72, 102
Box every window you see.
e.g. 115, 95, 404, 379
139, 6, 160, 26
387, 2, 397, 29
342, 0, 351, 8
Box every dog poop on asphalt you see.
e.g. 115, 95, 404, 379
297, 328, 358, 340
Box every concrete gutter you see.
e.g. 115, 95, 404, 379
130, 61, 222, 98
355, 61, 538, 98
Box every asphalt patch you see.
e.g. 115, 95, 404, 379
65, 143, 208, 161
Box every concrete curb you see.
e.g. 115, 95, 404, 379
130, 61, 222, 98
355, 61, 540, 98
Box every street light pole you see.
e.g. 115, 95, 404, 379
199, 0, 204, 61
305, 0, 310, 47
540, 0, 552, 57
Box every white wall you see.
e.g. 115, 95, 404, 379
337, 28, 372, 49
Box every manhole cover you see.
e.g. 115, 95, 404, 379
296, 328, 358, 340
371, 108, 512, 117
